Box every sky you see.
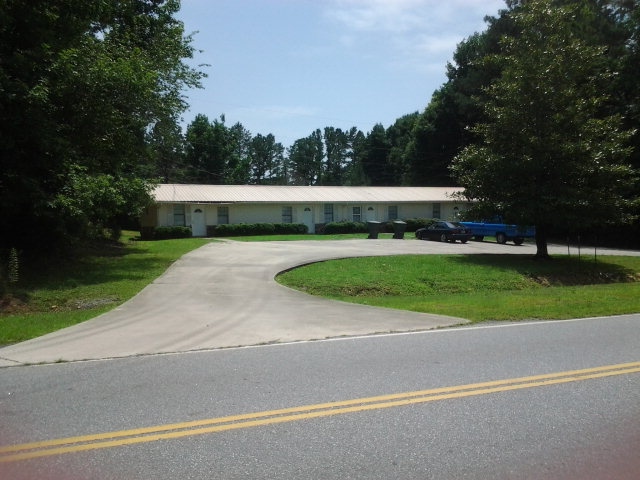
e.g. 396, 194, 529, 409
176, 0, 506, 148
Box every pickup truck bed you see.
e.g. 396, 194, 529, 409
459, 222, 536, 245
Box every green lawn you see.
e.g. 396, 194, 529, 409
2, 234, 639, 346
0, 234, 211, 345
276, 254, 640, 322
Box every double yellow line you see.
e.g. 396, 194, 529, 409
2, 361, 639, 463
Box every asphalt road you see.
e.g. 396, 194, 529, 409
1, 239, 639, 478
1, 315, 639, 479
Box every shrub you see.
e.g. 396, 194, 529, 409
153, 226, 192, 240
323, 221, 368, 234
140, 226, 155, 240
213, 223, 308, 237
404, 218, 436, 232
273, 223, 308, 234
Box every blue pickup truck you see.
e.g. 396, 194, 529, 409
459, 221, 536, 245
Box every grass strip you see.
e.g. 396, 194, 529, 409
276, 254, 640, 322
0, 234, 211, 345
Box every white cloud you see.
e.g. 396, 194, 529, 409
326, 0, 427, 33
324, 0, 504, 74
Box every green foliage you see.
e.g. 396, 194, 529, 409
52, 170, 155, 241
451, 0, 638, 257
288, 130, 324, 185
213, 223, 308, 237
8, 248, 19, 284
250, 134, 286, 185
153, 226, 192, 240
184, 114, 229, 183
323, 221, 368, 234
0, 0, 205, 253
362, 124, 393, 185
0, 232, 211, 345
146, 119, 187, 183
273, 223, 308, 235
277, 254, 640, 321
404, 218, 436, 232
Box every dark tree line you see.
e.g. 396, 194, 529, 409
164, 115, 423, 187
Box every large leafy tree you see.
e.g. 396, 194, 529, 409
451, 0, 637, 258
0, 0, 203, 252
184, 114, 230, 184
385, 113, 419, 185
344, 129, 369, 185
226, 122, 253, 184
288, 130, 324, 185
403, 10, 517, 186
322, 127, 360, 186
249, 134, 285, 184
362, 124, 394, 185
146, 119, 187, 183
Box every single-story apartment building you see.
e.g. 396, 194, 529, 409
141, 184, 469, 236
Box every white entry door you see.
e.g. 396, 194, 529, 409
191, 208, 206, 236
302, 207, 314, 233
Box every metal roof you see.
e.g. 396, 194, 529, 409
152, 184, 464, 204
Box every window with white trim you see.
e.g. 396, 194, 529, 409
282, 206, 293, 223
352, 206, 361, 222
173, 204, 186, 226
432, 203, 441, 219
324, 204, 334, 223
388, 205, 398, 220
217, 206, 229, 224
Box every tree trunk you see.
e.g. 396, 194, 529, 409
534, 225, 551, 259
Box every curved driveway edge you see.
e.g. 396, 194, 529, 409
0, 239, 637, 366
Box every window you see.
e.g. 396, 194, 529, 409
388, 205, 398, 220
324, 204, 334, 223
352, 206, 361, 222
282, 206, 293, 223
173, 204, 185, 226
217, 206, 229, 224
432, 203, 441, 219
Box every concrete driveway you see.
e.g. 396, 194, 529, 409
0, 239, 636, 366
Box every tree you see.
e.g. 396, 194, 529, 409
362, 124, 393, 185
0, 0, 204, 252
52, 170, 154, 241
404, 10, 517, 186
249, 134, 285, 184
322, 127, 353, 185
226, 122, 253, 184
385, 113, 419, 185
146, 118, 186, 182
451, 0, 637, 258
344, 130, 369, 185
184, 114, 229, 184
288, 130, 324, 185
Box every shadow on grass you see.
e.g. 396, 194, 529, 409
5, 236, 212, 308
449, 254, 640, 286
19, 245, 159, 289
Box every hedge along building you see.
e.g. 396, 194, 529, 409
141, 184, 468, 236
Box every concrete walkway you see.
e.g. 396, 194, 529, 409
0, 239, 636, 366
